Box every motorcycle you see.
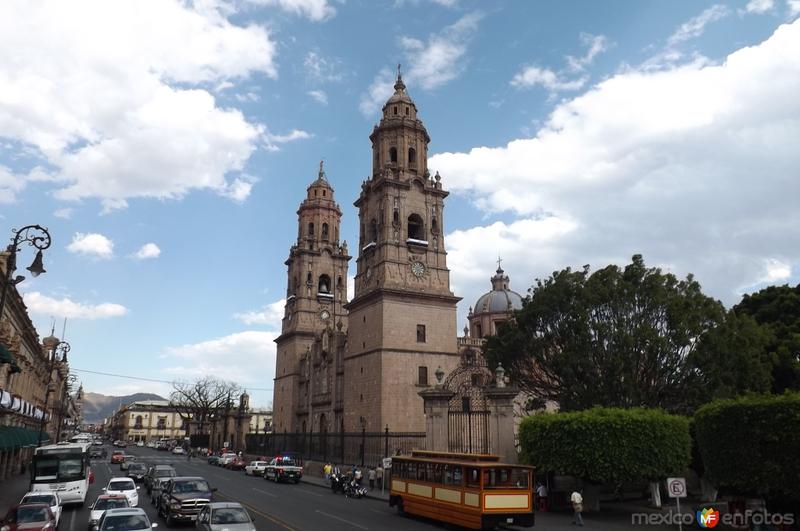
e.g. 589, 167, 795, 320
344, 479, 367, 499
330, 472, 347, 494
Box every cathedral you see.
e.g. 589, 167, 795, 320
272, 72, 524, 435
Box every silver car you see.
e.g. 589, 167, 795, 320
195, 502, 255, 531
93, 508, 157, 531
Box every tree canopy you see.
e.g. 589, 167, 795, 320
518, 407, 691, 484
733, 284, 800, 393
486, 255, 773, 412
169, 376, 241, 434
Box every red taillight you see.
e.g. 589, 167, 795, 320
89, 468, 95, 484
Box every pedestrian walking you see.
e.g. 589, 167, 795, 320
571, 489, 584, 526
536, 483, 548, 512
324, 462, 332, 482
354, 466, 363, 485
376, 466, 383, 489
368, 467, 376, 490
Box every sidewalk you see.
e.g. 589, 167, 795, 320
0, 472, 32, 515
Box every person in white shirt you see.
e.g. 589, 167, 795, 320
571, 490, 584, 526
536, 483, 549, 512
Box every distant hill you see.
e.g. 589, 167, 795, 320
82, 392, 165, 423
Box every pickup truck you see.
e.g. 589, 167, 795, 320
157, 477, 215, 526
263, 456, 303, 484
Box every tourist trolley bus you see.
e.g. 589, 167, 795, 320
389, 450, 535, 530
31, 442, 93, 506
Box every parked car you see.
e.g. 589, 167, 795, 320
136, 441, 144, 447
104, 477, 139, 507
171, 447, 185, 455
110, 451, 125, 464
264, 456, 303, 483
127, 463, 148, 482
92, 508, 156, 531
88, 495, 129, 530
19, 492, 61, 527
196, 502, 255, 531
157, 477, 215, 526
207, 455, 221, 466
225, 457, 246, 471
0, 504, 56, 531
217, 453, 237, 467
244, 461, 268, 476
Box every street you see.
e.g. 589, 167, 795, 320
50, 446, 453, 531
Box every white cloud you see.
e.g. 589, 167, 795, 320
510, 67, 587, 91
303, 52, 344, 83
308, 90, 328, 105
234, 299, 285, 326
432, 20, 800, 307
0, 0, 277, 209
163, 330, 278, 385
788, 0, 800, 15
263, 129, 313, 152
567, 33, 610, 72
758, 258, 792, 282
0, 166, 25, 203
744, 0, 775, 13
66, 232, 114, 259
23, 291, 128, 319
134, 243, 161, 260
359, 12, 482, 116
53, 208, 73, 219
246, 0, 335, 21
668, 4, 730, 46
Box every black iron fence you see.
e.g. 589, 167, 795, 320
244, 428, 425, 468
448, 410, 490, 454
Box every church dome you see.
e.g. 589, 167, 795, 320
473, 266, 523, 315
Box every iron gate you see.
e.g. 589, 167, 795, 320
448, 410, 490, 453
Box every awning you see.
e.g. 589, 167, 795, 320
0, 425, 49, 451
0, 345, 22, 374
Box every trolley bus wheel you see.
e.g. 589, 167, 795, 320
395, 498, 404, 515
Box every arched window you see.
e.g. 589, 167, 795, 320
405, 107, 409, 116
369, 219, 378, 243
318, 274, 331, 294
321, 223, 329, 240
408, 214, 424, 240
476, 323, 483, 338
390, 147, 397, 163
408, 147, 416, 165
308, 222, 314, 238
134, 415, 143, 429
393, 106, 398, 115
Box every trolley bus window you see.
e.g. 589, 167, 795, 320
466, 467, 480, 488
442, 465, 463, 487
484, 467, 530, 489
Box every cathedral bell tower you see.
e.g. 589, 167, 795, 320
273, 162, 350, 433
344, 70, 461, 432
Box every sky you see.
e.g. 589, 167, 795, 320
1, 0, 799, 409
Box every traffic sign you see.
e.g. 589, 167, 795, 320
667, 477, 687, 498
382, 457, 392, 469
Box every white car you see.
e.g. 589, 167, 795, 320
88, 494, 130, 529
137, 441, 144, 447
171, 447, 185, 455
95, 508, 157, 531
244, 461, 268, 476
218, 453, 237, 466
20, 491, 61, 526
104, 477, 139, 507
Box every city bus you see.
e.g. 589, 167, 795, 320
31, 442, 93, 506
389, 450, 535, 530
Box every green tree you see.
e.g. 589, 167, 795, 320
734, 284, 800, 393
694, 393, 800, 503
487, 255, 772, 412
518, 408, 691, 484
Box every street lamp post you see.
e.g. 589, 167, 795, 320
37, 340, 66, 447
0, 225, 51, 320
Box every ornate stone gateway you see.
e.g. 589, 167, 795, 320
444, 348, 492, 453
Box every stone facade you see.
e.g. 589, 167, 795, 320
273, 74, 461, 434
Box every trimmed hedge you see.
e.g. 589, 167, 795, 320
519, 407, 691, 483
694, 393, 800, 500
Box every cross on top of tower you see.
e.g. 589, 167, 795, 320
497, 256, 503, 272
319, 159, 326, 180
394, 63, 406, 92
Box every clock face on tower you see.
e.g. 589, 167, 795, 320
411, 261, 426, 277
320, 310, 330, 321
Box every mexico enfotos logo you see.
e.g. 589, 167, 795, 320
631, 508, 795, 527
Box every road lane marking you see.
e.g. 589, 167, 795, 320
252, 488, 277, 498
216, 491, 296, 531
295, 487, 323, 497
69, 506, 77, 530
315, 510, 369, 530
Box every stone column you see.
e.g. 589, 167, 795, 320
486, 386, 519, 463
418, 387, 454, 453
